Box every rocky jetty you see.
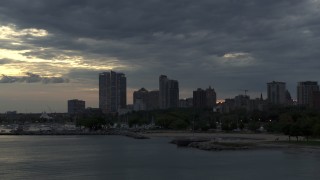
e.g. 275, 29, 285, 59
120, 131, 150, 139
188, 141, 253, 151
170, 137, 255, 151
170, 138, 210, 147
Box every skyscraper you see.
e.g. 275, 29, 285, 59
206, 86, 217, 108
99, 71, 127, 113
267, 81, 286, 105
311, 91, 320, 110
159, 75, 167, 109
159, 75, 179, 109
297, 81, 319, 106
193, 88, 207, 108
148, 90, 160, 110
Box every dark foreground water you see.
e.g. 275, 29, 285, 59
0, 136, 319, 180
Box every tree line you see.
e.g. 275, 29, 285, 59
75, 106, 320, 141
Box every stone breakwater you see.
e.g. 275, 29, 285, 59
170, 137, 320, 152
170, 138, 210, 147
188, 141, 253, 151
170, 138, 256, 151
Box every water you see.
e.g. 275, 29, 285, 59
0, 136, 319, 180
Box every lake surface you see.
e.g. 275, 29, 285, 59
0, 135, 319, 180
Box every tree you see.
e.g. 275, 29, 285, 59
313, 123, 320, 137
282, 123, 292, 141
299, 118, 313, 141
76, 117, 106, 131
290, 123, 302, 142
169, 119, 189, 130
239, 121, 245, 130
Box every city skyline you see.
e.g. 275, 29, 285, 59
3, 73, 320, 113
1, 1, 320, 112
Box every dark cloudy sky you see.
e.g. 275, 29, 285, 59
1, 0, 320, 113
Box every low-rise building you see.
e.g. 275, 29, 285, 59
68, 99, 85, 114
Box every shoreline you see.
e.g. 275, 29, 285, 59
0, 130, 149, 139
1, 129, 319, 152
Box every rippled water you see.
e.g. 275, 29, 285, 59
0, 135, 319, 180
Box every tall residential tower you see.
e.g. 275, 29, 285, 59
193, 86, 217, 109
99, 71, 127, 113
267, 81, 286, 105
297, 81, 319, 106
159, 75, 179, 109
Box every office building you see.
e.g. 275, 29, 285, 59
193, 88, 207, 108
133, 88, 159, 111
99, 71, 127, 113
193, 86, 217, 109
68, 99, 85, 114
297, 81, 319, 106
267, 81, 286, 105
222, 94, 265, 113
206, 86, 217, 108
159, 75, 179, 109
133, 88, 149, 111
311, 91, 320, 110
148, 90, 160, 110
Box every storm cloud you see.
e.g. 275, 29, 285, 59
0, 58, 16, 65
0, 73, 69, 84
0, 0, 320, 112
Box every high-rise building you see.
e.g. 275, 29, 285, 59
133, 88, 149, 111
118, 73, 127, 110
206, 86, 217, 108
68, 99, 85, 114
193, 86, 217, 109
133, 88, 160, 111
234, 95, 250, 111
159, 75, 168, 109
193, 88, 207, 108
297, 81, 319, 106
148, 90, 160, 110
159, 75, 179, 109
311, 91, 320, 110
267, 81, 286, 105
99, 71, 127, 113
222, 94, 265, 113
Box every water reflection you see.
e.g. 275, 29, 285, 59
0, 136, 319, 180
